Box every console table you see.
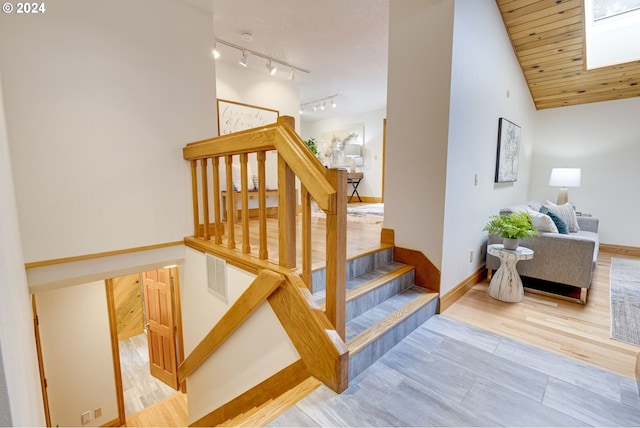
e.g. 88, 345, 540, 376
347, 172, 363, 203
487, 244, 534, 303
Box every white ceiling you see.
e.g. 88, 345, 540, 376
181, 0, 389, 123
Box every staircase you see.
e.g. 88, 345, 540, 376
311, 246, 439, 380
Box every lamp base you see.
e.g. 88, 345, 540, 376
556, 187, 568, 205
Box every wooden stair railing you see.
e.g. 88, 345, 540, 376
183, 116, 347, 339
177, 269, 348, 426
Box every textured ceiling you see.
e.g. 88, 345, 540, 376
207, 0, 389, 123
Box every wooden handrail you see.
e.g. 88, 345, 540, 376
183, 117, 336, 213
178, 270, 285, 381
177, 268, 348, 393
183, 114, 348, 373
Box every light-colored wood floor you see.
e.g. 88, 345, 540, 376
125, 392, 188, 427
222, 203, 384, 270
444, 251, 640, 380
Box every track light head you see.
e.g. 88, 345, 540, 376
266, 60, 277, 75
331, 98, 337, 108
212, 41, 220, 59
239, 50, 249, 67
289, 68, 295, 81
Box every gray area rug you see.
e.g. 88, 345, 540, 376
311, 203, 384, 224
610, 257, 640, 346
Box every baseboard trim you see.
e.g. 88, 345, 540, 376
600, 243, 640, 258
190, 359, 309, 427
100, 417, 121, 427
348, 196, 382, 203
25, 241, 184, 269
439, 267, 486, 313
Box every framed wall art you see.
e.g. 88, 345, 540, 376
216, 99, 279, 135
494, 117, 522, 183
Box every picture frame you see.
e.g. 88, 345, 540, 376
216, 99, 279, 135
494, 117, 522, 183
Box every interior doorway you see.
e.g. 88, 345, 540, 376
106, 266, 185, 421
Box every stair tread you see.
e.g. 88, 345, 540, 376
345, 286, 438, 344
313, 261, 410, 305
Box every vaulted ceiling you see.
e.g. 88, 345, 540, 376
497, 0, 640, 109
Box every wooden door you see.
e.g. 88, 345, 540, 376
142, 268, 179, 390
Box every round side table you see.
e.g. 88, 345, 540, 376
487, 244, 534, 303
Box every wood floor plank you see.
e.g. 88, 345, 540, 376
124, 393, 188, 427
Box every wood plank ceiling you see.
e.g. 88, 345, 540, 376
497, 0, 640, 109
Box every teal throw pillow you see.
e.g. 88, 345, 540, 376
540, 206, 568, 234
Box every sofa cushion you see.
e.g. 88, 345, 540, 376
544, 200, 580, 232
540, 206, 568, 234
527, 207, 559, 233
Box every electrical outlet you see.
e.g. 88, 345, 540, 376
94, 408, 102, 418
81, 411, 91, 424
469, 249, 474, 262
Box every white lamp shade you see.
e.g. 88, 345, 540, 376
549, 167, 581, 187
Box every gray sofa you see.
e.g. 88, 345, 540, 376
486, 201, 599, 304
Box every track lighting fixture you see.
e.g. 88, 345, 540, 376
266, 60, 277, 76
213, 38, 309, 78
300, 94, 339, 114
238, 50, 249, 67
212, 41, 220, 59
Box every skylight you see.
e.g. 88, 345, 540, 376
585, 0, 640, 69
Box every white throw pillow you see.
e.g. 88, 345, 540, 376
543, 200, 580, 232
231, 163, 256, 191
527, 207, 559, 233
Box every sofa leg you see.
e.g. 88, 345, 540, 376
487, 269, 492, 281
579, 288, 588, 305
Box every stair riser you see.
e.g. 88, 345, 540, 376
311, 248, 393, 293
346, 270, 415, 322
348, 297, 438, 381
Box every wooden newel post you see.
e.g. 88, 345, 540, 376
325, 168, 347, 340
277, 115, 295, 129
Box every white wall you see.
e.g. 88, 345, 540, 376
385, 0, 455, 270
35, 281, 117, 427
440, 0, 537, 294
181, 248, 300, 423
0, 74, 45, 426
301, 108, 386, 199
529, 97, 640, 247
0, 0, 217, 263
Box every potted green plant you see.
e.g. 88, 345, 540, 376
304, 137, 318, 155
483, 211, 539, 250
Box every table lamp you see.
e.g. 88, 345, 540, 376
548, 167, 581, 204
344, 143, 362, 172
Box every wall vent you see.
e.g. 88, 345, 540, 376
206, 254, 228, 303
